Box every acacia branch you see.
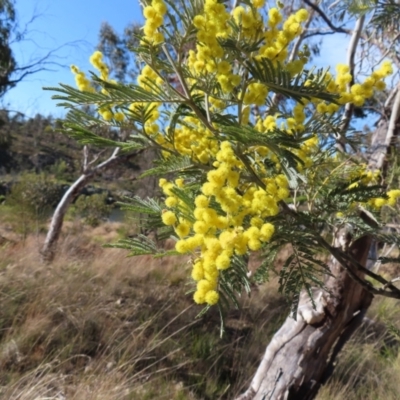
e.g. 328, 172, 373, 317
320, 237, 400, 299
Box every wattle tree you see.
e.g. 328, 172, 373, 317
44, 1, 400, 398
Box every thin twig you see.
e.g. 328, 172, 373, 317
372, 32, 400, 69
162, 44, 190, 99
303, 0, 350, 34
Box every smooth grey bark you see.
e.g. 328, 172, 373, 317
41, 147, 128, 263
368, 83, 400, 172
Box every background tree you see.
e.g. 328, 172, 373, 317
45, 0, 400, 398
0, 0, 64, 98
0, 0, 16, 97
97, 21, 142, 82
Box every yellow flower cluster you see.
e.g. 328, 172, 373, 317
71, 52, 125, 122
70, 65, 94, 92
283, 103, 307, 134
130, 65, 164, 137
349, 61, 392, 106
259, 8, 309, 65
189, 0, 242, 94
88, 51, 124, 121
142, 0, 166, 44
133, 2, 398, 308
137, 64, 163, 92
232, 5, 263, 39
90, 50, 109, 81
317, 60, 393, 113
172, 116, 219, 164
295, 135, 319, 170
340, 166, 400, 211
243, 82, 269, 106
369, 189, 400, 209
348, 166, 380, 187
387, 190, 400, 206
255, 115, 277, 134
252, 0, 265, 8
159, 142, 290, 305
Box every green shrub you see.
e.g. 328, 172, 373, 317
70, 193, 111, 227
48, 159, 69, 181
3, 172, 62, 237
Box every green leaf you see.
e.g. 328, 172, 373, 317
244, 58, 339, 104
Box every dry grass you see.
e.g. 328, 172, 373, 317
0, 221, 400, 399
0, 222, 288, 399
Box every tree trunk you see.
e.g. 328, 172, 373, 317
236, 233, 372, 400
40, 173, 93, 263
236, 86, 400, 400
41, 148, 129, 263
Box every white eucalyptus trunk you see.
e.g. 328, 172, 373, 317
41, 148, 124, 263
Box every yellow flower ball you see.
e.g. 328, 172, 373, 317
175, 240, 189, 254
143, 6, 156, 19
260, 223, 275, 242
195, 195, 209, 208
252, 0, 265, 8
101, 110, 113, 121
388, 190, 400, 206
152, 1, 167, 16
205, 290, 219, 305
191, 262, 204, 281
175, 221, 191, 238
114, 112, 125, 122
197, 279, 215, 293
375, 80, 386, 91
175, 178, 184, 187
295, 9, 308, 22
193, 291, 206, 304
193, 221, 208, 234
248, 239, 261, 251
162, 210, 177, 226
268, 8, 282, 26
216, 252, 231, 270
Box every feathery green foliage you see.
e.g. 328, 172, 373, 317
47, 0, 400, 316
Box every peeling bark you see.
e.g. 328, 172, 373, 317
236, 234, 373, 400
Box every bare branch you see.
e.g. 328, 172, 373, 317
41, 146, 131, 263
337, 15, 366, 152
83, 145, 89, 171
288, 9, 315, 62
303, 0, 351, 34
369, 83, 400, 170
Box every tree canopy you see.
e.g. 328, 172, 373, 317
0, 0, 16, 97
47, 0, 400, 318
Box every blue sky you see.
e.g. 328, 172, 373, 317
3, 1, 348, 118
3, 0, 143, 118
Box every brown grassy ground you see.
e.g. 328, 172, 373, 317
1, 221, 400, 399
